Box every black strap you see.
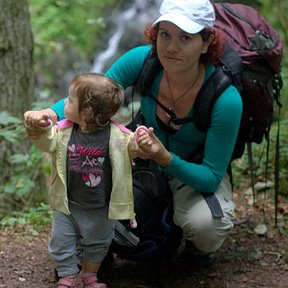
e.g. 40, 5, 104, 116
193, 66, 232, 132
247, 143, 256, 204
274, 106, 281, 226
273, 73, 282, 226
143, 87, 194, 127
220, 44, 243, 91
193, 44, 242, 132
135, 50, 161, 94
202, 193, 224, 219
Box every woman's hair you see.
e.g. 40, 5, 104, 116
144, 24, 227, 65
144, 24, 158, 50
199, 28, 227, 64
69, 73, 124, 130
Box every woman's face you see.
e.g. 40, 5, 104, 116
156, 22, 209, 73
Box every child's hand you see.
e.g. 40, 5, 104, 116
135, 125, 153, 146
131, 126, 159, 157
130, 126, 172, 166
24, 111, 52, 139
128, 126, 153, 159
129, 219, 137, 229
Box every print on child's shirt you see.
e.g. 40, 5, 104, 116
68, 143, 105, 187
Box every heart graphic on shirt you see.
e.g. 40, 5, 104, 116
68, 144, 76, 153
84, 173, 101, 187
98, 157, 105, 165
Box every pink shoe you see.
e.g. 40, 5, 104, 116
58, 274, 81, 288
80, 273, 107, 288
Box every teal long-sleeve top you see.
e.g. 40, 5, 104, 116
51, 45, 242, 193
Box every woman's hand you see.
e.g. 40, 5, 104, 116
23, 108, 57, 140
130, 127, 173, 167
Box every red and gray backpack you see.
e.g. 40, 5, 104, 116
111, 3, 284, 262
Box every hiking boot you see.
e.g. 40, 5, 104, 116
80, 272, 107, 288
183, 241, 215, 267
58, 274, 82, 288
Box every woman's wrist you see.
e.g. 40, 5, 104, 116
154, 150, 172, 167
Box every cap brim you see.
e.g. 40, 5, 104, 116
153, 13, 204, 34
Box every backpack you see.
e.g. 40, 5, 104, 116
110, 3, 284, 263
110, 158, 182, 262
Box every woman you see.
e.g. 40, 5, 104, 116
24, 0, 242, 266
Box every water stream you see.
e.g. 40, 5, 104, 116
91, 0, 161, 73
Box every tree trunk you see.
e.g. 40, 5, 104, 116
0, 0, 34, 116
0, 0, 43, 214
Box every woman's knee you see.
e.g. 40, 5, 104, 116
174, 208, 234, 253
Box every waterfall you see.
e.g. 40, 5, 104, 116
90, 0, 162, 125
91, 0, 161, 74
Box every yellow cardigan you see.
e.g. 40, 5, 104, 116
33, 120, 135, 220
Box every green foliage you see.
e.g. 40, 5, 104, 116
0, 203, 52, 234
0, 111, 50, 216
0, 112, 23, 143
28, 0, 116, 58
27, 0, 121, 101
0, 111, 22, 126
232, 119, 288, 197
3, 145, 46, 196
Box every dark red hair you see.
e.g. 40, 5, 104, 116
199, 28, 228, 65
144, 24, 228, 65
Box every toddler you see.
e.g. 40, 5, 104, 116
25, 73, 140, 288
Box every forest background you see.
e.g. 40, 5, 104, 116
0, 0, 288, 235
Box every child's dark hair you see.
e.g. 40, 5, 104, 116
144, 24, 227, 65
69, 73, 124, 130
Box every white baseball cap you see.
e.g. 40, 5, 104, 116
153, 0, 215, 34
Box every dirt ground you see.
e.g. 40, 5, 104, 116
1, 186, 288, 288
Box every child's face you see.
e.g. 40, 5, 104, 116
64, 88, 81, 124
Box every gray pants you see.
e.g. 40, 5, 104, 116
49, 203, 115, 277
171, 175, 235, 253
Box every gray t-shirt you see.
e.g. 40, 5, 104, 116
67, 124, 112, 208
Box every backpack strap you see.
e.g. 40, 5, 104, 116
192, 44, 242, 132
247, 142, 256, 202
274, 105, 281, 226
193, 66, 232, 132
220, 44, 243, 91
135, 49, 162, 95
